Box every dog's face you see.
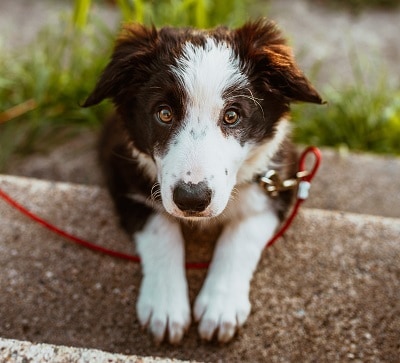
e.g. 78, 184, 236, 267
84, 20, 322, 220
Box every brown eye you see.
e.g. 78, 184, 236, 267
157, 106, 173, 123
224, 109, 240, 125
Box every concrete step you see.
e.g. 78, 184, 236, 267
1, 174, 399, 362
305, 148, 400, 219
0, 338, 191, 363
7, 131, 400, 218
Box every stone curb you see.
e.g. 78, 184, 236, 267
0, 338, 194, 363
1, 175, 399, 362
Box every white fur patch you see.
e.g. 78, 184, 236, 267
172, 38, 248, 110
155, 125, 250, 219
135, 213, 190, 344
194, 183, 280, 341
155, 38, 251, 219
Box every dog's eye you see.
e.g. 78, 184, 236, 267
223, 109, 240, 126
157, 106, 173, 124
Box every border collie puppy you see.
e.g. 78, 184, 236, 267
83, 18, 322, 344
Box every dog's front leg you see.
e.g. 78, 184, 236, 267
194, 210, 279, 342
135, 213, 190, 344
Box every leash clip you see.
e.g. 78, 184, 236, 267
259, 146, 321, 198
259, 170, 309, 198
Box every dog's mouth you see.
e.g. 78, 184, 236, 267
174, 208, 213, 219
177, 210, 214, 220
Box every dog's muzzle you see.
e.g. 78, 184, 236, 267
173, 180, 212, 214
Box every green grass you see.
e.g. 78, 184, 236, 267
293, 72, 400, 155
113, 0, 251, 28
0, 0, 399, 173
0, 14, 113, 169
0, 0, 251, 171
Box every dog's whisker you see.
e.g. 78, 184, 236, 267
226, 90, 265, 121
111, 150, 138, 163
150, 183, 161, 202
218, 209, 230, 221
245, 88, 264, 101
225, 90, 263, 103
246, 88, 266, 120
229, 187, 240, 202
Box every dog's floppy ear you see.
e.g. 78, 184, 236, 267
82, 24, 159, 107
235, 19, 323, 104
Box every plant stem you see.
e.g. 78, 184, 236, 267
73, 0, 92, 29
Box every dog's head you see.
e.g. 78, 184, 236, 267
84, 19, 322, 220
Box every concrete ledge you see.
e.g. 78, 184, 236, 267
306, 148, 400, 218
8, 136, 400, 218
0, 338, 192, 363
1, 175, 399, 362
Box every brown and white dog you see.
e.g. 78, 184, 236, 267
83, 19, 322, 344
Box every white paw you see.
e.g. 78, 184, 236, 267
137, 275, 191, 344
194, 287, 251, 342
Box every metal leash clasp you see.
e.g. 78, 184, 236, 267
259, 170, 310, 198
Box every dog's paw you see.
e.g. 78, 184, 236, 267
137, 276, 191, 344
194, 287, 251, 342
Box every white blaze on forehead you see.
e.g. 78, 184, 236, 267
171, 38, 247, 109
157, 38, 251, 218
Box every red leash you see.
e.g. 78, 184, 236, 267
0, 147, 321, 270
265, 146, 321, 248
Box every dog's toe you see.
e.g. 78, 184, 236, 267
150, 316, 167, 344
136, 274, 191, 344
195, 288, 251, 343
168, 320, 189, 344
139, 304, 190, 344
218, 321, 236, 343
197, 311, 238, 342
137, 303, 152, 328
198, 318, 218, 341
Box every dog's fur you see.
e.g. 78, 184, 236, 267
83, 19, 322, 344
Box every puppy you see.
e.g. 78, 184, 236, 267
83, 18, 322, 344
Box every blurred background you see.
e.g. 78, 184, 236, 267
0, 0, 399, 174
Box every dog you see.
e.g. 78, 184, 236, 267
83, 18, 322, 344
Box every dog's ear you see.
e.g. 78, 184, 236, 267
82, 24, 159, 107
235, 19, 323, 104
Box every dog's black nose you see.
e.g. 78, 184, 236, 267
173, 181, 212, 213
